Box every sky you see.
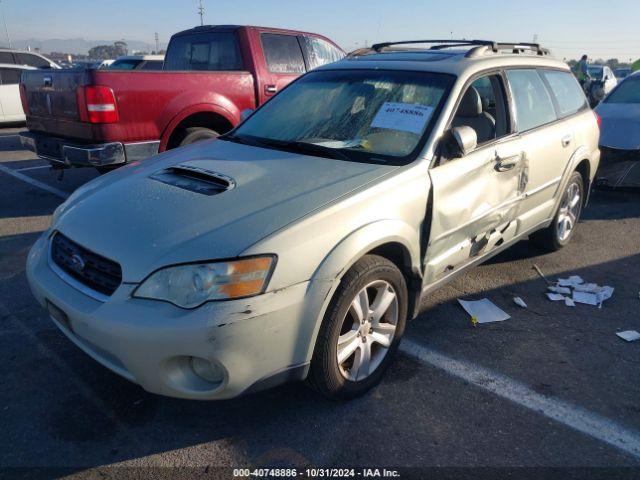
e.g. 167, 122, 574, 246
3, 0, 640, 61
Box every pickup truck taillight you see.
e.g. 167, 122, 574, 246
19, 83, 29, 115
84, 86, 118, 123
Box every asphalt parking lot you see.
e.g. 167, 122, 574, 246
1, 127, 639, 479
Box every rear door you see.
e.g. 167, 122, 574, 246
0, 67, 27, 121
257, 32, 307, 103
425, 72, 527, 283
505, 68, 581, 229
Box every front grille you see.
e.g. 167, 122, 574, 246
50, 233, 122, 296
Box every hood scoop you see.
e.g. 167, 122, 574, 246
150, 164, 235, 196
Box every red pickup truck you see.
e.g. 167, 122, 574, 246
19, 25, 343, 171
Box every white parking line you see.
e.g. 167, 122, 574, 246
16, 165, 50, 172
0, 163, 68, 199
400, 339, 640, 460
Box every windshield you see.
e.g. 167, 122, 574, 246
230, 69, 453, 164
605, 76, 640, 104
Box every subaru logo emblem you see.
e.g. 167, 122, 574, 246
69, 253, 86, 273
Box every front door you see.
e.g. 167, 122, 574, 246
257, 32, 307, 104
424, 73, 527, 284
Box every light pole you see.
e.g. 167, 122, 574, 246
0, 0, 11, 48
198, 0, 205, 26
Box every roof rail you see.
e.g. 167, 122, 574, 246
466, 42, 551, 58
370, 39, 495, 52
354, 39, 550, 58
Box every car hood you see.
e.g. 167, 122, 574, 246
54, 139, 397, 282
596, 103, 640, 150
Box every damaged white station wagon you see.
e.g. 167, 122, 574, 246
27, 40, 600, 400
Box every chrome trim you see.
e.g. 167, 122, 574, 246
524, 176, 561, 198
47, 236, 110, 303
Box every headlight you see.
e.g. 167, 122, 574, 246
133, 256, 276, 309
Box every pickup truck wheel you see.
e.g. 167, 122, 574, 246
531, 171, 584, 252
178, 127, 220, 146
308, 255, 408, 400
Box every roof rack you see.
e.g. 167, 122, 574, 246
355, 39, 550, 58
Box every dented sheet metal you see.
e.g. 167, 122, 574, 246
426, 148, 528, 282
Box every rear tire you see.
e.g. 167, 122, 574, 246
308, 255, 408, 400
531, 171, 584, 252
178, 127, 220, 147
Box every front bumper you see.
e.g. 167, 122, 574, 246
26, 232, 313, 400
19, 131, 159, 168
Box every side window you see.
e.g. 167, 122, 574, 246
15, 53, 50, 68
0, 52, 14, 64
541, 70, 587, 118
450, 74, 510, 145
0, 68, 22, 84
261, 33, 305, 74
303, 36, 344, 69
506, 69, 557, 132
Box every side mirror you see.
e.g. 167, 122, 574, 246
240, 109, 254, 122
451, 126, 477, 157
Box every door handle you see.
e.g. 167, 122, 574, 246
265, 85, 277, 94
494, 153, 521, 172
561, 135, 572, 148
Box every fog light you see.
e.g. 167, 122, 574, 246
189, 356, 224, 383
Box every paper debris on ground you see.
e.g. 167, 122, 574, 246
616, 331, 640, 342
546, 293, 567, 301
543, 274, 614, 308
458, 299, 511, 324
548, 285, 572, 295
513, 297, 527, 308
557, 275, 584, 287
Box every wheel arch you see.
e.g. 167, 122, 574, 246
300, 220, 423, 364
160, 105, 237, 151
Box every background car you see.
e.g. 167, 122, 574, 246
0, 49, 59, 69
108, 54, 164, 70
587, 64, 617, 105
614, 67, 632, 83
0, 64, 35, 124
595, 72, 640, 188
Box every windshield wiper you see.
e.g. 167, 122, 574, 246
273, 140, 354, 161
221, 135, 354, 161
219, 133, 269, 148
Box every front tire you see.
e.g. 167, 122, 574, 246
308, 255, 408, 400
531, 171, 584, 251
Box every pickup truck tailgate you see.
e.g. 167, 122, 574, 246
22, 70, 86, 121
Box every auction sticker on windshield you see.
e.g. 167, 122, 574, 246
371, 102, 434, 134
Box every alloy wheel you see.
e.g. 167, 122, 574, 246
336, 280, 398, 382
556, 181, 581, 242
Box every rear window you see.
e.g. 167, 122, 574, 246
15, 53, 50, 69
164, 32, 243, 71
506, 69, 557, 132
0, 68, 23, 84
261, 33, 305, 74
541, 70, 587, 117
0, 52, 14, 64
605, 76, 640, 104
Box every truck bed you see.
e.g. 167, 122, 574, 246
23, 69, 256, 144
